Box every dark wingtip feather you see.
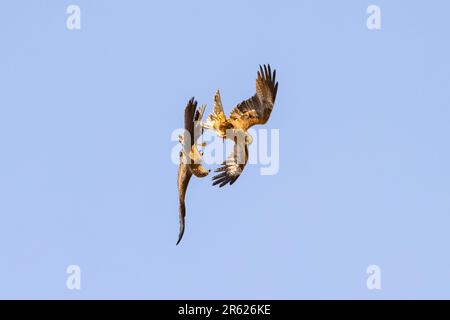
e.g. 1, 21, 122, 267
274, 82, 279, 100
176, 231, 184, 245
219, 180, 229, 187
229, 175, 239, 185
212, 173, 224, 180
214, 166, 227, 173
212, 172, 230, 186
213, 176, 227, 184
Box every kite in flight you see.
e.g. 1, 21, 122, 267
175, 65, 279, 244
204, 64, 278, 187
176, 98, 209, 245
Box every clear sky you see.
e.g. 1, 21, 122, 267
0, 1, 449, 299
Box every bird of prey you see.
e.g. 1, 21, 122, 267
177, 98, 209, 245
203, 64, 278, 187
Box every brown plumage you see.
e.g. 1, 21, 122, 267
204, 64, 278, 187
177, 98, 209, 245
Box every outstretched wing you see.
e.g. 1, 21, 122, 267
203, 89, 230, 137
185, 98, 206, 144
182, 98, 207, 163
212, 136, 248, 187
177, 98, 209, 245
229, 64, 278, 131
183, 97, 197, 151
177, 152, 192, 245
177, 100, 196, 245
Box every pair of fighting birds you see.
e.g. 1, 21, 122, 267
177, 65, 279, 245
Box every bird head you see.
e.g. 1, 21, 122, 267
245, 133, 253, 145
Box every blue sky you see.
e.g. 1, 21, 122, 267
0, 1, 449, 299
